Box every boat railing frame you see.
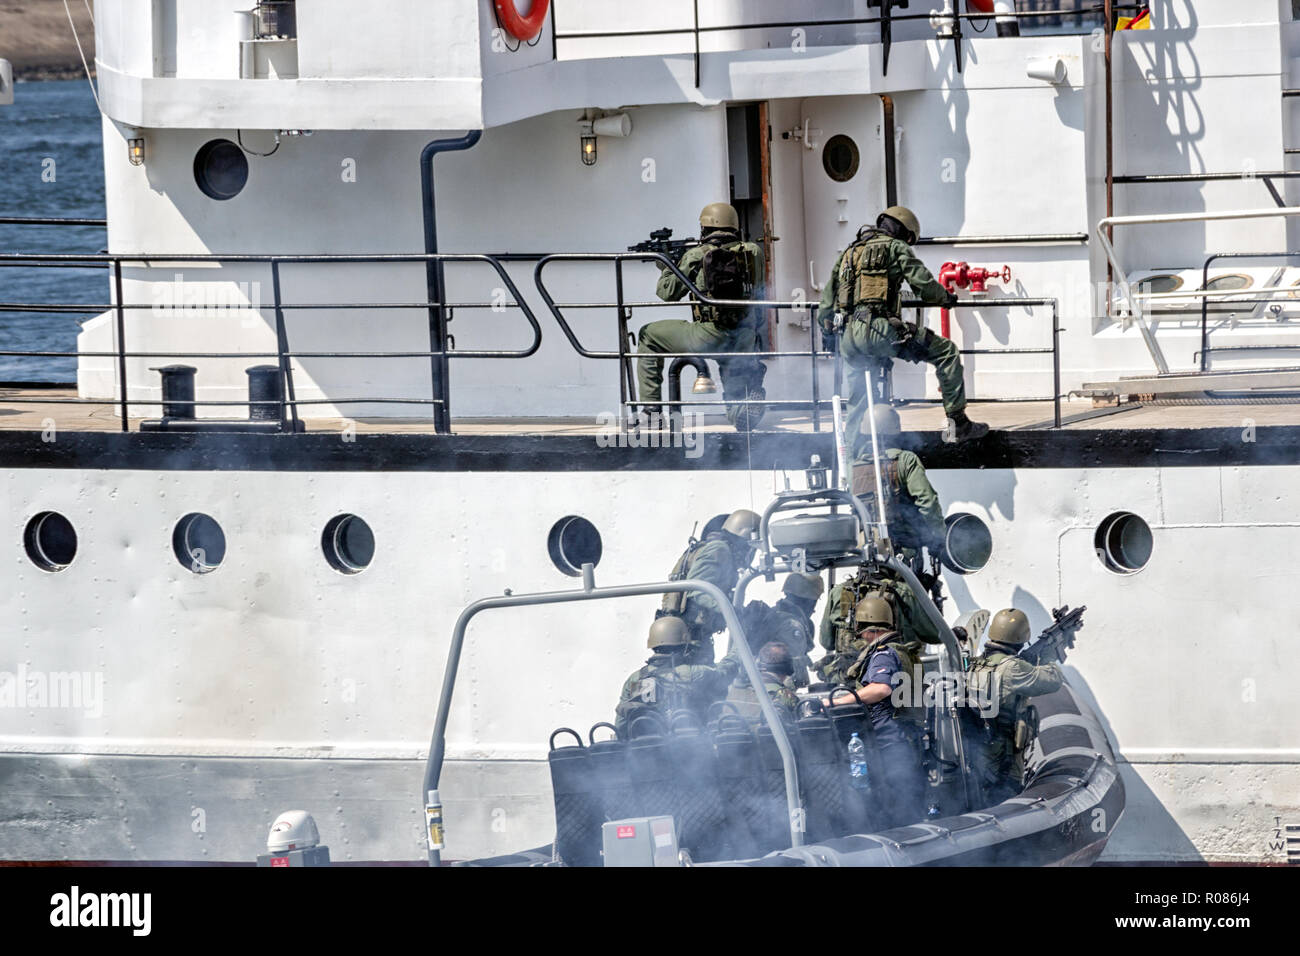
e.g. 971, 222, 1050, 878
0, 246, 542, 434
534, 251, 1066, 429
420, 571, 802, 866
1096, 205, 1300, 374
550, 2, 1136, 82
1194, 251, 1300, 373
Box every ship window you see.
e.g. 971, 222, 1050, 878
547, 515, 603, 577
941, 512, 992, 574
24, 512, 77, 572
1202, 274, 1253, 292
322, 514, 375, 574
194, 139, 249, 201
173, 513, 227, 573
1137, 274, 1183, 295
822, 134, 860, 183
1094, 511, 1152, 574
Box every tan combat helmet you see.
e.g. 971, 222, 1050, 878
854, 591, 895, 630
987, 608, 1031, 645
865, 402, 901, 437
699, 202, 740, 232
783, 572, 825, 602
720, 508, 761, 541
647, 615, 691, 651
878, 205, 921, 244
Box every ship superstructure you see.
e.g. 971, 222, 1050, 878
0, 0, 1297, 863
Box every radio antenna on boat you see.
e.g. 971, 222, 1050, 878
861, 370, 891, 546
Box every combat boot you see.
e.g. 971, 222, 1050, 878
636, 406, 667, 431
943, 410, 988, 444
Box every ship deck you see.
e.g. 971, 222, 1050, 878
4, 386, 1300, 435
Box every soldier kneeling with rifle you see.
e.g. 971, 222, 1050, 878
632, 203, 767, 431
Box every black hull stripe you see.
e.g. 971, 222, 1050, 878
0, 425, 1298, 472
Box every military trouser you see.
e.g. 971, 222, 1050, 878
875, 735, 925, 829
636, 318, 763, 413
841, 310, 966, 458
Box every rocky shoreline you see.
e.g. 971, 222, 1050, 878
0, 0, 96, 81
14, 65, 96, 81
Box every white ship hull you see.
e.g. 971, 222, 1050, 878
2, 450, 1295, 862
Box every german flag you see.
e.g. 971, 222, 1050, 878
1117, 8, 1152, 30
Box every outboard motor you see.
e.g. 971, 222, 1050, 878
586, 722, 639, 826
665, 711, 731, 862
546, 728, 602, 867
708, 708, 763, 860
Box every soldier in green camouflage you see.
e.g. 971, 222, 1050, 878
662, 509, 760, 663
615, 617, 737, 738
637, 202, 767, 431
965, 608, 1065, 802
815, 205, 988, 452
724, 642, 799, 724
817, 564, 938, 679
769, 573, 823, 686
851, 403, 947, 563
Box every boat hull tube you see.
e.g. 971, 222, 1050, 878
479, 681, 1123, 868
749, 683, 1125, 867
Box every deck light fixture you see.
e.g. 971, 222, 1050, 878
128, 136, 146, 166
580, 123, 597, 166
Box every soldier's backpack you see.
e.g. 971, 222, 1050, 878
967, 653, 1039, 759
661, 537, 707, 618
851, 456, 904, 525
737, 599, 776, 653
822, 566, 912, 655
835, 228, 895, 317
697, 242, 752, 329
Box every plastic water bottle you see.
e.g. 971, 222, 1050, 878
847, 732, 870, 792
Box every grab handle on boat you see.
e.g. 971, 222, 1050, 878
628, 713, 671, 739
548, 727, 584, 751
588, 721, 619, 745
669, 710, 705, 735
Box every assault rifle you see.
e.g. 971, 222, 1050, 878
628, 227, 698, 260
1017, 605, 1086, 666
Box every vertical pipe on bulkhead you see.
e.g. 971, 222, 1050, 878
1104, 0, 1115, 314
879, 95, 897, 208
421, 131, 482, 433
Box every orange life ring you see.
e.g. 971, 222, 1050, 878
968, 0, 996, 12
495, 0, 550, 41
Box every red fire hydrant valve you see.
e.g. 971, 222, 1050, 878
937, 261, 1011, 337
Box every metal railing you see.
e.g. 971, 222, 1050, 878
552, 3, 1140, 82
1097, 206, 1300, 374
1196, 252, 1300, 372
535, 252, 1065, 429
0, 251, 541, 433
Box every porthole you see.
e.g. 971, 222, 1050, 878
322, 514, 375, 574
822, 134, 860, 183
194, 139, 249, 201
24, 512, 77, 572
173, 513, 227, 574
1137, 274, 1183, 295
547, 515, 603, 577
1094, 511, 1152, 574
940, 512, 992, 574
1202, 273, 1253, 292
